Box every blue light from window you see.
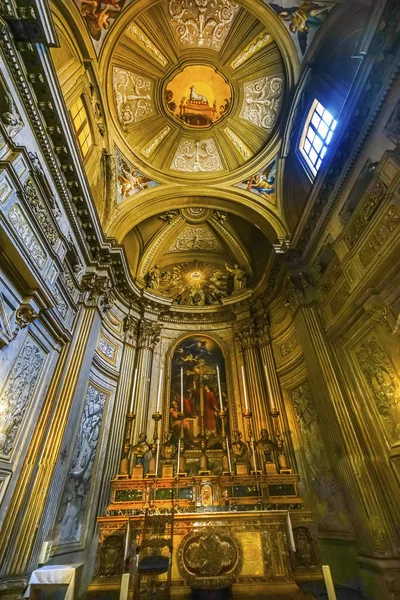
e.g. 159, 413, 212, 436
300, 100, 338, 177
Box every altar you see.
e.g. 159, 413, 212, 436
90, 473, 322, 599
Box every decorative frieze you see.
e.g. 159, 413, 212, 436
0, 335, 45, 458
230, 31, 272, 70
54, 383, 108, 543
346, 181, 387, 248
8, 204, 47, 269
224, 127, 252, 160
126, 24, 168, 67
240, 76, 283, 131
52, 284, 68, 320
171, 139, 223, 173
141, 125, 171, 158
97, 333, 118, 364
358, 205, 400, 267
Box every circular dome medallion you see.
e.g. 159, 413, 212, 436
165, 65, 231, 129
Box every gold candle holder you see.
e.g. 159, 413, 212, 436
118, 411, 135, 477
147, 411, 162, 478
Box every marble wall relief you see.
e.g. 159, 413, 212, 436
113, 68, 154, 127
355, 335, 400, 445
165, 66, 231, 128
240, 76, 283, 131
0, 335, 46, 458
171, 138, 223, 172
55, 383, 108, 543
235, 157, 277, 204
8, 204, 47, 269
290, 382, 353, 538
168, 0, 239, 51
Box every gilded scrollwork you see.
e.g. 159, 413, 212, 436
240, 76, 283, 131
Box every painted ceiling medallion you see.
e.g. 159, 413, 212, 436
168, 0, 239, 50
240, 76, 283, 130
113, 67, 154, 126
165, 66, 231, 128
171, 138, 223, 172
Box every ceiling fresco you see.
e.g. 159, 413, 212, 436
116, 149, 159, 203
235, 156, 277, 205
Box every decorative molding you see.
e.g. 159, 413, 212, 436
230, 31, 272, 70
240, 76, 283, 131
125, 24, 168, 67
279, 333, 298, 357
123, 315, 139, 345
52, 283, 68, 320
24, 178, 59, 248
224, 127, 252, 160
0, 176, 12, 204
0, 72, 23, 138
168, 0, 239, 50
329, 280, 351, 316
0, 335, 45, 458
8, 204, 47, 269
140, 126, 171, 158
113, 67, 153, 127
358, 205, 400, 268
97, 332, 118, 364
234, 319, 257, 349
346, 181, 387, 248
171, 138, 223, 172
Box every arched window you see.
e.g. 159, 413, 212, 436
299, 99, 337, 179
70, 95, 93, 158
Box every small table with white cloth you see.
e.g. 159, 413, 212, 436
23, 564, 83, 600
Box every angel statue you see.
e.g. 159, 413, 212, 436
225, 263, 247, 292
146, 265, 161, 290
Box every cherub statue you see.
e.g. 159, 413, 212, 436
131, 432, 150, 466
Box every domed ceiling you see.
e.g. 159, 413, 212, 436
123, 206, 271, 307
108, 0, 286, 182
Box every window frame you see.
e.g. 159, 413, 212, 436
69, 94, 94, 160
298, 98, 338, 181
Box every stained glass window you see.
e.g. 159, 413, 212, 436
300, 99, 337, 178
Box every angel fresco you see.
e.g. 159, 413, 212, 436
236, 159, 277, 202
169, 336, 229, 450
116, 151, 158, 201
270, 2, 330, 55
78, 0, 127, 41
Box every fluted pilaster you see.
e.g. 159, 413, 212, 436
133, 320, 161, 438
235, 319, 270, 439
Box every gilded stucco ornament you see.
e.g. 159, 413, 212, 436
171, 139, 223, 172
113, 67, 153, 127
240, 76, 283, 131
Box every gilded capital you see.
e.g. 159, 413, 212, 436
138, 319, 161, 349
234, 319, 258, 349
123, 314, 139, 345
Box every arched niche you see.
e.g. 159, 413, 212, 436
162, 333, 238, 474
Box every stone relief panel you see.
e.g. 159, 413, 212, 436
355, 335, 400, 446
0, 335, 46, 458
168, 225, 222, 253
54, 383, 108, 543
113, 67, 154, 127
171, 138, 223, 172
167, 0, 239, 51
97, 333, 118, 364
290, 382, 353, 538
8, 204, 47, 269
279, 332, 298, 357
240, 76, 283, 131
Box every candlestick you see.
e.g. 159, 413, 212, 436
286, 511, 296, 552
226, 436, 232, 473
217, 365, 223, 410
263, 364, 276, 412
241, 365, 249, 411
155, 438, 160, 476
156, 369, 163, 414
250, 438, 257, 473
322, 565, 337, 600
129, 368, 138, 413
177, 438, 181, 475
180, 367, 184, 413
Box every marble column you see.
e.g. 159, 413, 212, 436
132, 320, 161, 441
257, 316, 296, 470
235, 319, 271, 440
